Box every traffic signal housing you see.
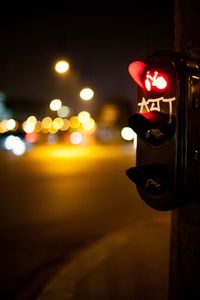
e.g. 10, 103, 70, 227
126, 50, 200, 210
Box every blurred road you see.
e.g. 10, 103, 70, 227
0, 143, 170, 299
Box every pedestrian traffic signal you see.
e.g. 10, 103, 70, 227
126, 50, 200, 210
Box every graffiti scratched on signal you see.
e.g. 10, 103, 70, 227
138, 96, 176, 123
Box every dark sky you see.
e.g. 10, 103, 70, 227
0, 3, 174, 117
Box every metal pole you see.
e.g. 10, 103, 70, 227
169, 0, 200, 299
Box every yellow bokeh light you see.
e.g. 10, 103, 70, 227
48, 124, 58, 134
42, 127, 49, 134
79, 88, 94, 101
100, 104, 119, 124
52, 117, 64, 130
13, 121, 19, 131
22, 121, 35, 133
42, 117, 52, 129
82, 118, 96, 133
78, 111, 90, 123
27, 115, 37, 125
50, 99, 62, 111
35, 121, 42, 133
69, 116, 80, 129
0, 120, 8, 133
55, 60, 69, 74
6, 119, 17, 131
60, 119, 70, 131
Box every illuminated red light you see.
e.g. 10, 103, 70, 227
128, 61, 146, 89
128, 61, 169, 93
144, 70, 168, 91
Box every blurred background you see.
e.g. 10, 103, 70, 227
0, 3, 174, 300
0, 4, 173, 149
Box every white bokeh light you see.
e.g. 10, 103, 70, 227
121, 127, 136, 141
55, 60, 69, 74
79, 88, 94, 101
70, 131, 83, 145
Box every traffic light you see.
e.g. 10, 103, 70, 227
126, 49, 200, 210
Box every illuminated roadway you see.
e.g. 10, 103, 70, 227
0, 143, 170, 300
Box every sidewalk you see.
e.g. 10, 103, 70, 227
35, 218, 170, 300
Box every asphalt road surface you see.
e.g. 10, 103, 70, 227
0, 143, 170, 299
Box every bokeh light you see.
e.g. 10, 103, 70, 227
52, 117, 64, 130
82, 118, 96, 133
6, 119, 17, 131
25, 132, 38, 143
5, 136, 26, 156
79, 88, 94, 101
78, 111, 90, 123
22, 121, 35, 133
57, 105, 70, 118
42, 117, 52, 129
55, 60, 69, 74
70, 131, 83, 145
69, 116, 80, 129
60, 119, 70, 131
11, 139, 26, 156
4, 135, 18, 150
121, 127, 136, 141
50, 99, 62, 111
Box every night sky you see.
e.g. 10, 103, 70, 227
0, 3, 174, 117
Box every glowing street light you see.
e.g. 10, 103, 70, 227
54, 60, 70, 74
80, 87, 94, 101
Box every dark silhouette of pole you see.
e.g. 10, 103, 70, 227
169, 0, 200, 299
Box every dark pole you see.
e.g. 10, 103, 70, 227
169, 0, 200, 299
